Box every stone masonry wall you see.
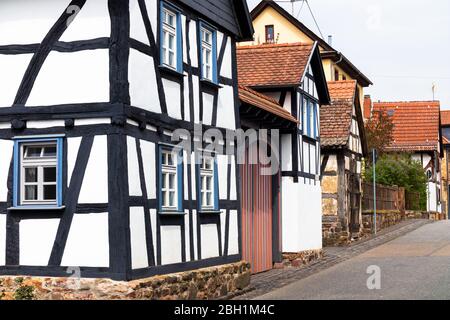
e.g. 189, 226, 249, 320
0, 262, 251, 300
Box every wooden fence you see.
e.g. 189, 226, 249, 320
362, 182, 422, 212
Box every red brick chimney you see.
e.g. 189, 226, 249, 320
364, 95, 373, 120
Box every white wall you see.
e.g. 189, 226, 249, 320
20, 219, 59, 266
281, 177, 323, 252
0, 140, 13, 202
61, 212, 109, 268
129, 207, 149, 270
0, 214, 6, 266
0, 54, 33, 107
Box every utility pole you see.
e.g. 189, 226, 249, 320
373, 149, 377, 235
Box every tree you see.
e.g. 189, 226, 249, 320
365, 111, 394, 156
364, 154, 428, 210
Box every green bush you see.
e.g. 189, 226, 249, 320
365, 154, 427, 210
14, 285, 35, 300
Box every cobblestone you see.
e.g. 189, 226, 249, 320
234, 219, 432, 300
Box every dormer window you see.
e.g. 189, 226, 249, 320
265, 25, 275, 43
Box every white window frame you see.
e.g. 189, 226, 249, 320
20, 142, 58, 206
199, 156, 215, 210
161, 7, 177, 70
201, 27, 213, 81
161, 149, 178, 210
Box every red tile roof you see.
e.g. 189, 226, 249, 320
441, 110, 450, 126
320, 103, 353, 148
239, 85, 298, 123
372, 101, 441, 152
320, 81, 357, 148
237, 42, 314, 87
327, 80, 357, 101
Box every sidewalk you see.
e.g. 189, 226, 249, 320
234, 219, 432, 300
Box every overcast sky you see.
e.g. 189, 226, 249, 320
246, 0, 450, 109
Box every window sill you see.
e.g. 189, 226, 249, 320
158, 211, 186, 216
8, 205, 65, 212
200, 79, 222, 91
159, 65, 185, 81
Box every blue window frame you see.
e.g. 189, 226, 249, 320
13, 136, 64, 208
199, 21, 218, 83
158, 145, 183, 213
302, 96, 318, 139
196, 153, 219, 212
159, 1, 183, 72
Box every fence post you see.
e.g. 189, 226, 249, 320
373, 149, 377, 235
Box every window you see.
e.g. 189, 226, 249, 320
302, 97, 318, 139
265, 25, 275, 43
160, 2, 182, 72
334, 69, 339, 81
159, 147, 183, 212
199, 22, 217, 83
13, 137, 63, 208
342, 75, 347, 81
197, 154, 219, 211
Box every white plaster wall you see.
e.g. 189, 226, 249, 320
78, 136, 108, 203
202, 93, 214, 125
184, 212, 191, 262
201, 224, 219, 259
20, 219, 59, 266
0, 123, 11, 129
127, 137, 143, 197
303, 141, 310, 173
217, 155, 228, 200
220, 37, 232, 79
0, 140, 13, 202
428, 182, 439, 212
67, 137, 82, 186
0, 1, 68, 45
192, 210, 198, 259
59, 0, 110, 42
75, 118, 111, 126
27, 120, 65, 129
0, 214, 6, 266
140, 140, 156, 199
281, 134, 292, 171
160, 225, 182, 265
129, 49, 161, 112
216, 85, 236, 130
188, 20, 198, 68
61, 212, 109, 268
229, 155, 237, 201
193, 77, 200, 123
145, 0, 158, 33
130, 0, 149, 44
27, 50, 109, 106
130, 207, 149, 270
228, 210, 239, 255
0, 54, 33, 107
164, 79, 182, 120
281, 178, 323, 252
183, 77, 191, 122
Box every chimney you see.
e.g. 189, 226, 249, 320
364, 95, 373, 120
328, 35, 333, 46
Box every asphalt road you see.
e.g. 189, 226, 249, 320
258, 220, 450, 300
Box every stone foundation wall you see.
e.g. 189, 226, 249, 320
322, 215, 357, 246
0, 262, 251, 300
362, 210, 404, 235
274, 249, 323, 269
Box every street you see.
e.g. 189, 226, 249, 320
257, 221, 450, 300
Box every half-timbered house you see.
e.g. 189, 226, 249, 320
0, 0, 253, 281
320, 81, 368, 245
237, 42, 330, 261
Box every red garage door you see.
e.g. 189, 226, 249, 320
241, 144, 274, 274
